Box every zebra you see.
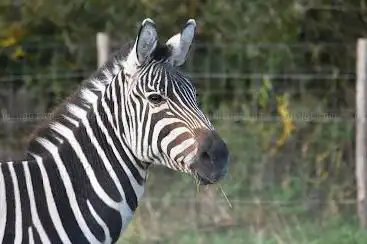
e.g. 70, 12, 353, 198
0, 18, 229, 243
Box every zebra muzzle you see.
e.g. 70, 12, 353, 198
190, 131, 229, 185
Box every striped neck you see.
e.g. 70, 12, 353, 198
26, 42, 148, 208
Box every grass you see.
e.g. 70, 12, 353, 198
119, 217, 367, 244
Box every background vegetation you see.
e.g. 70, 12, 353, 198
0, 0, 365, 243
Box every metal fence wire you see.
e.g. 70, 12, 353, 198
0, 40, 358, 242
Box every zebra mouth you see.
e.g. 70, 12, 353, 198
195, 173, 214, 185
192, 152, 226, 185
194, 152, 213, 185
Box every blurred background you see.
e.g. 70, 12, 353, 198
0, 0, 366, 243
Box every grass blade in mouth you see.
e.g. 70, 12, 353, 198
219, 184, 232, 209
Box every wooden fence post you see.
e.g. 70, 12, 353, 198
356, 38, 367, 228
96, 32, 110, 68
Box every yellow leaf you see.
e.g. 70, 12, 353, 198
10, 46, 25, 60
275, 94, 295, 147
0, 23, 26, 48
0, 37, 17, 47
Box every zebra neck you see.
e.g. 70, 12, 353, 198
91, 92, 149, 187
79, 87, 148, 209
26, 96, 148, 209
25, 44, 149, 206
26, 102, 147, 210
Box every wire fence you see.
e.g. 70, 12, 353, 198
0, 40, 359, 242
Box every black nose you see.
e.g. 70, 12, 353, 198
190, 131, 229, 185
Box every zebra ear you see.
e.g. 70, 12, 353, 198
166, 19, 196, 66
134, 18, 158, 65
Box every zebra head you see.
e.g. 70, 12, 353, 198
120, 18, 229, 185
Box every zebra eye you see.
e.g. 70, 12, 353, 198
148, 94, 165, 104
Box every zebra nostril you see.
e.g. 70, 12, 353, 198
200, 151, 211, 164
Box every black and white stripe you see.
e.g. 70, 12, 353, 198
0, 18, 229, 243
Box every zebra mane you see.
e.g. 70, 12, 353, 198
26, 41, 134, 148
26, 40, 172, 151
